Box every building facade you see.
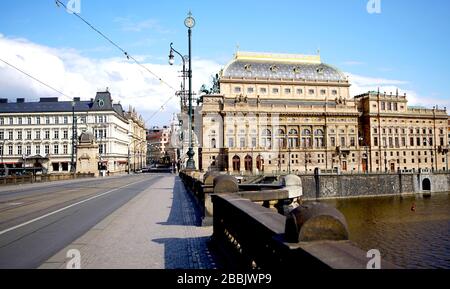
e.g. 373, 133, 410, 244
201, 51, 361, 174
0, 91, 147, 175
127, 107, 147, 172
356, 91, 449, 172
146, 125, 173, 165
199, 51, 450, 174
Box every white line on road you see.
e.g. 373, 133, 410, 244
0, 177, 152, 237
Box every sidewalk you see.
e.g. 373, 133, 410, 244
40, 175, 216, 269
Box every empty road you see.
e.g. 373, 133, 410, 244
0, 174, 162, 269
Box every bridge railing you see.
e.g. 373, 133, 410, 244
0, 173, 95, 186
211, 193, 399, 269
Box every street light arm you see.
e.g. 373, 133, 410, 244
170, 43, 186, 66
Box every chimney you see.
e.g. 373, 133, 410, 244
0, 98, 8, 104
73, 97, 81, 102
17, 98, 25, 103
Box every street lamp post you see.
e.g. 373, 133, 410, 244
446, 148, 449, 172
169, 12, 196, 170
286, 134, 291, 174
0, 141, 4, 169
71, 102, 77, 174
424, 138, 435, 171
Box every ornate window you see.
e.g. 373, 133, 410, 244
232, 156, 240, 172
269, 65, 279, 73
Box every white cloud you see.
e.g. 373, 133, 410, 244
347, 72, 450, 110
341, 61, 366, 66
0, 35, 221, 125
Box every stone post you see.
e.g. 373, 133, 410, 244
314, 167, 321, 200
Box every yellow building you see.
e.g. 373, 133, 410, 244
199, 51, 450, 174
200, 51, 361, 174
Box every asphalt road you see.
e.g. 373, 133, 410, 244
0, 174, 162, 269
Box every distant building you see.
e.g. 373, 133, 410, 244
126, 106, 147, 172
146, 126, 173, 165
0, 91, 146, 175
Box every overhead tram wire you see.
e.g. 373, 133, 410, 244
0, 58, 75, 101
0, 55, 175, 125
54, 0, 176, 92
54, 0, 182, 125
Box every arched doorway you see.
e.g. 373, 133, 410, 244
422, 178, 431, 191
244, 155, 253, 172
256, 155, 264, 172
232, 156, 240, 172
361, 153, 368, 173
390, 162, 396, 173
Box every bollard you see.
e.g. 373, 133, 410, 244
281, 174, 303, 199
203, 175, 239, 226
285, 202, 349, 243
213, 175, 239, 194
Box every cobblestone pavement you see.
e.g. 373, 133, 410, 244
40, 174, 216, 269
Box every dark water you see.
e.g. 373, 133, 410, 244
322, 193, 450, 269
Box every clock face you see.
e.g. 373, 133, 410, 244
184, 17, 195, 28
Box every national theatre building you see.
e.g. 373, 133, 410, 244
198, 51, 449, 174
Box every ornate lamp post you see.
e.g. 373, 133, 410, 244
71, 101, 77, 174
168, 12, 196, 170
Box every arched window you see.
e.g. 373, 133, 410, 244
289, 129, 298, 135
232, 156, 240, 172
211, 138, 216, 149
315, 129, 324, 136
302, 129, 311, 136
245, 155, 252, 172
256, 155, 264, 172
277, 129, 285, 136
262, 129, 272, 149
262, 129, 271, 136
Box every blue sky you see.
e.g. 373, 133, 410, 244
1, 0, 449, 125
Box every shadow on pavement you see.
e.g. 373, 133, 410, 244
152, 177, 216, 269
152, 237, 214, 269
156, 177, 202, 227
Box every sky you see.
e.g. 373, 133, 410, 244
1, 0, 449, 126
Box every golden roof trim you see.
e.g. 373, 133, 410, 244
235, 51, 321, 64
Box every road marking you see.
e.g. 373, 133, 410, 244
0, 177, 152, 236
8, 203, 24, 206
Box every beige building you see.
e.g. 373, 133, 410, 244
200, 51, 361, 174
147, 126, 173, 165
199, 51, 450, 174
127, 107, 147, 172
0, 91, 147, 175
356, 91, 449, 172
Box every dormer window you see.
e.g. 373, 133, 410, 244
244, 64, 252, 72
293, 67, 301, 74
269, 65, 279, 73
316, 66, 325, 74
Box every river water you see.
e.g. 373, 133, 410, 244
322, 193, 450, 269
